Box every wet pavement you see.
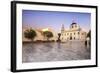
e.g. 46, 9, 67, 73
22, 41, 90, 63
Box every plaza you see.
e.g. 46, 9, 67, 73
22, 41, 90, 63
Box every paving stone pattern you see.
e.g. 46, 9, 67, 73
22, 41, 90, 63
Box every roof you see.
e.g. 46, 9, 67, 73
71, 22, 77, 25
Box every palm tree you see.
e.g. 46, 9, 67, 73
24, 28, 37, 41
43, 31, 53, 41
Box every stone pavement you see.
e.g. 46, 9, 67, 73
22, 41, 90, 63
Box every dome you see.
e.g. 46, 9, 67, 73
70, 22, 80, 30
71, 22, 77, 25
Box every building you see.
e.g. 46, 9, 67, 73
60, 22, 87, 42
22, 21, 87, 42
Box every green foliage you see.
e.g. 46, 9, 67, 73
43, 31, 53, 41
58, 33, 61, 37
24, 28, 37, 41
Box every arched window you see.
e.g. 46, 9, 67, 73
78, 32, 80, 35
82, 33, 84, 35
75, 25, 77, 27
70, 33, 72, 35
70, 36, 72, 40
74, 37, 75, 40
72, 26, 73, 28
62, 34, 63, 36
67, 33, 69, 35
74, 32, 75, 35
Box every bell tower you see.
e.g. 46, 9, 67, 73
61, 24, 65, 32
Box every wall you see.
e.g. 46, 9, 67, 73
0, 0, 99, 73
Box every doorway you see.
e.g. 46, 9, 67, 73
70, 36, 72, 40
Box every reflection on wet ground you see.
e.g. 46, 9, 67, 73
22, 41, 90, 63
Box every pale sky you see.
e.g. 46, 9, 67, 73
22, 10, 91, 33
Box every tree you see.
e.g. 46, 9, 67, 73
43, 31, 53, 41
87, 30, 91, 45
87, 30, 91, 39
57, 33, 61, 42
24, 28, 37, 41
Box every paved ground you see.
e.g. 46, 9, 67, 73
22, 41, 90, 63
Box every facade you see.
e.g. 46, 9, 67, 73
22, 22, 87, 42
60, 22, 87, 42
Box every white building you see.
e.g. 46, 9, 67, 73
22, 21, 87, 42
60, 22, 87, 42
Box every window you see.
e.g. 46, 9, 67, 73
70, 36, 72, 40
67, 33, 69, 35
78, 32, 79, 35
82, 33, 84, 35
72, 26, 73, 28
74, 32, 75, 35
70, 33, 72, 35
75, 25, 77, 27
74, 37, 75, 40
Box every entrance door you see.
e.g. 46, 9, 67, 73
70, 36, 72, 40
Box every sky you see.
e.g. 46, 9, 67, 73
22, 10, 91, 33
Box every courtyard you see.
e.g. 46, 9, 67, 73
22, 41, 90, 63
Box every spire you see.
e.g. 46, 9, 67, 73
72, 18, 77, 24
72, 18, 76, 23
61, 24, 64, 32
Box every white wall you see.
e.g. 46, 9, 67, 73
0, 0, 99, 73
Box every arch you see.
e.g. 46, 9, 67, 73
70, 36, 72, 40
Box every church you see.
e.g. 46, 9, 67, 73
60, 21, 87, 42
22, 21, 87, 42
